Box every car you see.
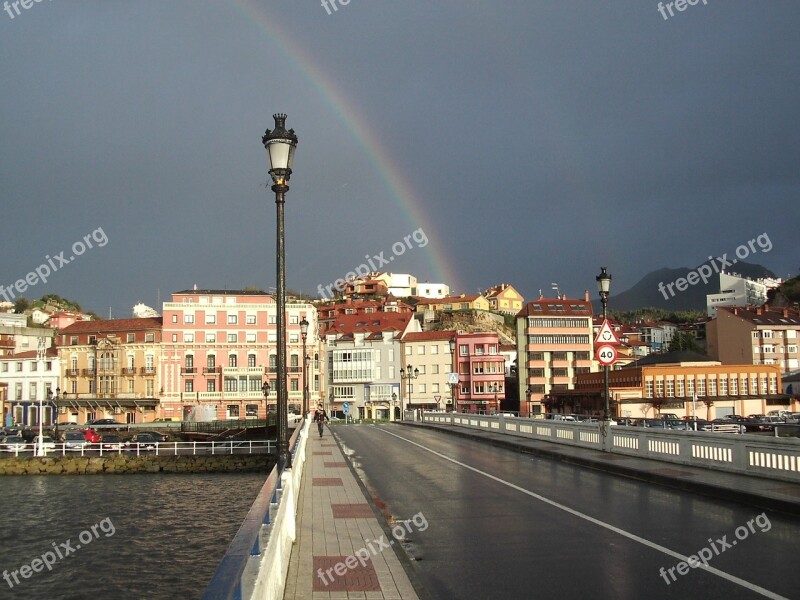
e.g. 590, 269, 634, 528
708, 419, 747, 434
101, 434, 125, 451
659, 413, 680, 421
665, 420, 693, 430
80, 429, 101, 444
63, 431, 91, 450
0, 435, 28, 452
126, 433, 162, 450
550, 414, 577, 422
87, 419, 125, 429
635, 419, 670, 428
33, 435, 57, 453
133, 430, 168, 443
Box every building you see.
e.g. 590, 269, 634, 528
57, 318, 163, 424
707, 305, 800, 372
161, 290, 319, 422
325, 312, 419, 420
454, 331, 505, 414
370, 272, 418, 298
414, 294, 490, 316
483, 283, 525, 315
0, 346, 59, 427
46, 311, 91, 330
706, 273, 780, 317
639, 322, 677, 354
401, 330, 457, 411
317, 297, 414, 335
516, 294, 594, 417
0, 313, 55, 355
554, 351, 790, 419
416, 282, 450, 299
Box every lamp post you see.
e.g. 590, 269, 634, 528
596, 267, 612, 421
391, 392, 397, 421
35, 338, 47, 456
263, 113, 298, 471
449, 337, 456, 413
48, 387, 61, 442
300, 317, 309, 417
262, 380, 271, 419
400, 365, 419, 412
492, 382, 499, 415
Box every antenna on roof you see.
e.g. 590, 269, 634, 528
551, 283, 561, 297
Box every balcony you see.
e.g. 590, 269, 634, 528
182, 367, 197, 375
203, 367, 221, 375
140, 367, 157, 376
222, 367, 264, 376
81, 369, 96, 377
66, 369, 80, 377
122, 367, 137, 376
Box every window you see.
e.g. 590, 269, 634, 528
269, 315, 276, 324
184, 314, 194, 324
172, 334, 178, 342
676, 379, 685, 397
730, 377, 738, 395
552, 368, 568, 378
227, 314, 237, 324
0, 363, 6, 372
229, 354, 237, 367
431, 364, 439, 374
206, 333, 216, 343
645, 381, 653, 398
719, 378, 728, 396
246, 333, 256, 343
227, 333, 237, 343
708, 378, 717, 397
30, 361, 37, 372
666, 380, 675, 397
145, 333, 155, 343
291, 379, 299, 392
417, 346, 425, 355
529, 352, 544, 361
248, 354, 257, 368
184, 333, 194, 343
432, 383, 440, 393
552, 352, 567, 361
475, 345, 484, 355
459, 345, 468, 356
207, 380, 216, 392
127, 333, 135, 343
431, 345, 438, 354
227, 405, 240, 418
687, 379, 695, 396
172, 315, 178, 323
246, 314, 256, 325
70, 336, 78, 345
206, 314, 216, 324
655, 380, 664, 396
289, 315, 299, 324
246, 404, 259, 418
488, 345, 497, 355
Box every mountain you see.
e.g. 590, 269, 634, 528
595, 262, 777, 312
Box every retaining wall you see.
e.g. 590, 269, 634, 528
0, 454, 274, 475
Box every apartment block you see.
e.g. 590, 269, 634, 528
707, 305, 800, 372
401, 330, 457, 411
454, 332, 505, 414
516, 295, 594, 416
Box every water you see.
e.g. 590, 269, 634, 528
0, 472, 268, 600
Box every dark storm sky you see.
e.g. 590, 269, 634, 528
1, 1, 798, 316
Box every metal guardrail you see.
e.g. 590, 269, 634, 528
0, 441, 274, 457
422, 412, 800, 484
201, 418, 308, 600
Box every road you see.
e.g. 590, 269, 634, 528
332, 424, 799, 600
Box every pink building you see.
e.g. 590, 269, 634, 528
454, 332, 505, 414
161, 290, 318, 421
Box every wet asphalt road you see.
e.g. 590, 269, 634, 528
332, 424, 800, 600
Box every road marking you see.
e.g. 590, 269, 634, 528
374, 427, 789, 600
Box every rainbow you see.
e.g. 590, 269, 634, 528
231, 0, 461, 291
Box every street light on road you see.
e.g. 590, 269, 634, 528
300, 317, 309, 417
596, 267, 612, 422
263, 113, 298, 471
400, 365, 419, 412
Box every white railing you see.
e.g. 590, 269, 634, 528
0, 440, 274, 457
422, 412, 800, 483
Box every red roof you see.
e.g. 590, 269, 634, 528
415, 294, 483, 306
9, 347, 58, 359
516, 297, 593, 318
325, 313, 412, 336
59, 317, 163, 334
403, 330, 457, 342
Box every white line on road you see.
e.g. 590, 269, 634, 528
374, 427, 789, 600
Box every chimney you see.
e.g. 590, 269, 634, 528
756, 307, 762, 315
784, 308, 789, 317
584, 290, 590, 302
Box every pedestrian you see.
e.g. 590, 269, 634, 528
313, 404, 329, 438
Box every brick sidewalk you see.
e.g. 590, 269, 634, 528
283, 426, 420, 600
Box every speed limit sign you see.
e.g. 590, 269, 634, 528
596, 344, 618, 366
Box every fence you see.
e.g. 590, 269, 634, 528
201, 417, 309, 600
422, 412, 800, 484
0, 440, 274, 457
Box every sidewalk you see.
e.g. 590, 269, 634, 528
283, 424, 422, 600
400, 420, 800, 517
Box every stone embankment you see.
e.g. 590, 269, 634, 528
0, 454, 273, 475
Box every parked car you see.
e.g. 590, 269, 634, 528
87, 419, 125, 429
550, 414, 577, 422
80, 429, 101, 444
63, 431, 91, 451
708, 419, 747, 433
126, 433, 161, 450
0, 435, 28, 452
134, 430, 168, 443
101, 434, 125, 451
33, 435, 57, 453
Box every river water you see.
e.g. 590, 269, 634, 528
0, 472, 267, 600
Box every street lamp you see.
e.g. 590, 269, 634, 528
449, 337, 456, 413
492, 382, 499, 415
300, 317, 309, 417
400, 365, 419, 411
48, 387, 61, 441
36, 339, 47, 457
263, 113, 298, 471
391, 392, 397, 421
596, 267, 612, 424
262, 379, 271, 414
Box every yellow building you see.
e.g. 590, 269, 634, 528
484, 283, 525, 315
414, 294, 490, 314
57, 318, 163, 424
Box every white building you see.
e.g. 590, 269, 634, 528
415, 282, 450, 299
370, 273, 418, 298
0, 346, 60, 427
706, 273, 780, 317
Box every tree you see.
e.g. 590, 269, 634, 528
13, 297, 30, 314
668, 331, 704, 354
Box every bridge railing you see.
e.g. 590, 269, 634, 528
201, 416, 310, 600
421, 412, 800, 484
0, 441, 275, 458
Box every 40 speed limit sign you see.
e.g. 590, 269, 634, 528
596, 344, 618, 366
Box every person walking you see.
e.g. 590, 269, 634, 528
313, 404, 329, 438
